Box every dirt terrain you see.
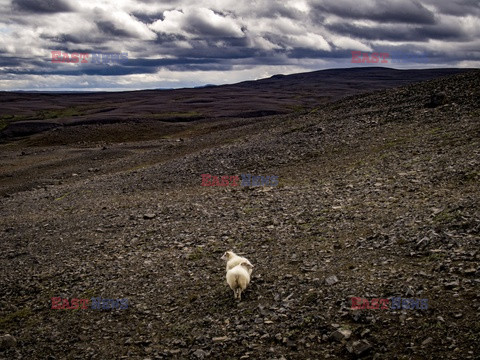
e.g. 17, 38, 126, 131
0, 69, 479, 359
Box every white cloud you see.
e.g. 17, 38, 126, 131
149, 10, 186, 36
288, 33, 331, 51
98, 9, 157, 40
187, 8, 244, 37
150, 7, 244, 38
287, 0, 310, 13
457, 60, 480, 67
331, 36, 372, 52
247, 35, 282, 51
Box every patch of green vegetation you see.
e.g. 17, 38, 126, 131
285, 104, 306, 113
125, 164, 150, 173
344, 262, 356, 270
0, 118, 8, 131
82, 288, 97, 298
148, 111, 203, 120
24, 314, 42, 329
461, 171, 479, 183
169, 322, 193, 337
433, 208, 463, 224
299, 222, 314, 231
0, 114, 29, 127
36, 107, 85, 119
276, 177, 310, 187
425, 252, 446, 262
54, 192, 71, 201
282, 126, 305, 135
302, 292, 318, 305
469, 109, 480, 117
0, 307, 33, 326
427, 127, 442, 135
187, 246, 206, 261
384, 137, 408, 147
243, 206, 259, 215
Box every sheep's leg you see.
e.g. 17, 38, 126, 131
238, 289, 242, 301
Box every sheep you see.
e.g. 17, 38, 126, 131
221, 250, 253, 275
226, 262, 253, 300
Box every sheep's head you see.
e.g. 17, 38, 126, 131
221, 250, 235, 261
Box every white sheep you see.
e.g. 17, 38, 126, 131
221, 250, 253, 275
226, 262, 253, 300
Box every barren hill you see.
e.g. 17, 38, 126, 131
0, 67, 470, 141
0, 69, 479, 359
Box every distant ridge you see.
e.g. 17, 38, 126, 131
0, 67, 474, 140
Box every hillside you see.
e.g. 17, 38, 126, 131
0, 69, 479, 359
0, 67, 470, 141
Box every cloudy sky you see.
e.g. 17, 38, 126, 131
0, 0, 479, 91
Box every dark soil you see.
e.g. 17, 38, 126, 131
0, 69, 479, 359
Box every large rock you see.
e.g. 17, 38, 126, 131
346, 339, 372, 356
0, 334, 17, 350
325, 275, 339, 285
427, 92, 447, 108
331, 329, 352, 342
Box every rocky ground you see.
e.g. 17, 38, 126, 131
0, 70, 479, 359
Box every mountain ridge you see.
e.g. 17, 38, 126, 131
0, 67, 473, 141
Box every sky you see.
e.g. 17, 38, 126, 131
0, 0, 479, 91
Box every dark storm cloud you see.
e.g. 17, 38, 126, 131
95, 20, 134, 38
19, 66, 157, 76
0, 61, 160, 76
11, 0, 73, 13
0, 0, 478, 91
128, 57, 220, 67
326, 22, 467, 42
164, 63, 233, 71
0, 56, 31, 67
171, 44, 257, 60
288, 48, 343, 59
312, 0, 435, 24
250, 2, 309, 20
423, 0, 480, 17
131, 12, 164, 24
184, 18, 240, 37
326, 23, 420, 41
40, 33, 100, 46
151, 33, 189, 45
419, 24, 469, 41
